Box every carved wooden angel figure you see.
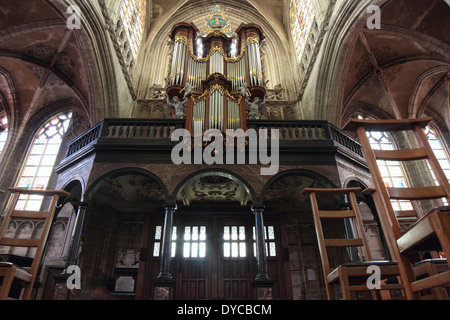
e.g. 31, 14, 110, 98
245, 96, 267, 120
167, 95, 188, 119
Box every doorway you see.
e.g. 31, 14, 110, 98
140, 210, 287, 300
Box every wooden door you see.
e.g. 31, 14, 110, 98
175, 219, 210, 300
138, 213, 289, 300
173, 215, 255, 300
218, 219, 255, 299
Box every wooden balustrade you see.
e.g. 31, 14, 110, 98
63, 118, 364, 162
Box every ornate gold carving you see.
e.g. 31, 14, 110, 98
225, 90, 242, 105
247, 37, 260, 45
192, 90, 209, 104
200, 5, 233, 36
210, 46, 224, 55
210, 83, 224, 93
175, 36, 188, 44
191, 84, 242, 105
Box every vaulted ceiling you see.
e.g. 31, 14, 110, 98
134, 0, 298, 100
1, 0, 448, 138
335, 0, 450, 129
0, 0, 98, 133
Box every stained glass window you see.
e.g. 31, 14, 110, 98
0, 116, 8, 155
15, 113, 72, 211
290, 0, 315, 62
120, 0, 146, 59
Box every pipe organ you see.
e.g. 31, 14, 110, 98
165, 9, 267, 134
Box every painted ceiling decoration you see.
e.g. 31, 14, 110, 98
178, 176, 249, 207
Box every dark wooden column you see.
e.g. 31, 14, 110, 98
153, 202, 177, 300
251, 203, 274, 299
157, 203, 177, 279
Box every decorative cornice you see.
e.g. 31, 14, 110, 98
297, 0, 338, 102
98, 0, 137, 101
191, 83, 242, 105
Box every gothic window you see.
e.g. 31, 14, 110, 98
290, 0, 315, 62
15, 113, 72, 211
424, 126, 450, 205
424, 126, 450, 182
0, 116, 8, 155
120, 0, 146, 59
367, 130, 413, 213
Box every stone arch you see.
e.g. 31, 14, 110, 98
324, 0, 450, 127
85, 167, 170, 204
58, 179, 84, 203
261, 169, 339, 300
315, 0, 390, 124
171, 168, 257, 206
408, 66, 450, 119
76, 167, 170, 299
0, 66, 18, 130
15, 100, 86, 158
340, 100, 395, 132
261, 168, 338, 201
49, 0, 120, 120
344, 177, 369, 193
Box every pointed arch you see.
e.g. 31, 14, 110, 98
14, 112, 73, 211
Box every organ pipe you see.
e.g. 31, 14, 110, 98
166, 21, 266, 134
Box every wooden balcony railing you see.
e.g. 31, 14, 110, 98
63, 118, 364, 162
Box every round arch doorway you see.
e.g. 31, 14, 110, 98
140, 170, 290, 300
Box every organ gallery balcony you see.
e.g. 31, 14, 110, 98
56, 118, 367, 171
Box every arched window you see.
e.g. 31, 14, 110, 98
289, 0, 315, 62
424, 126, 450, 182
15, 113, 72, 211
120, 0, 146, 59
0, 116, 8, 155
367, 130, 414, 213
424, 126, 450, 205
